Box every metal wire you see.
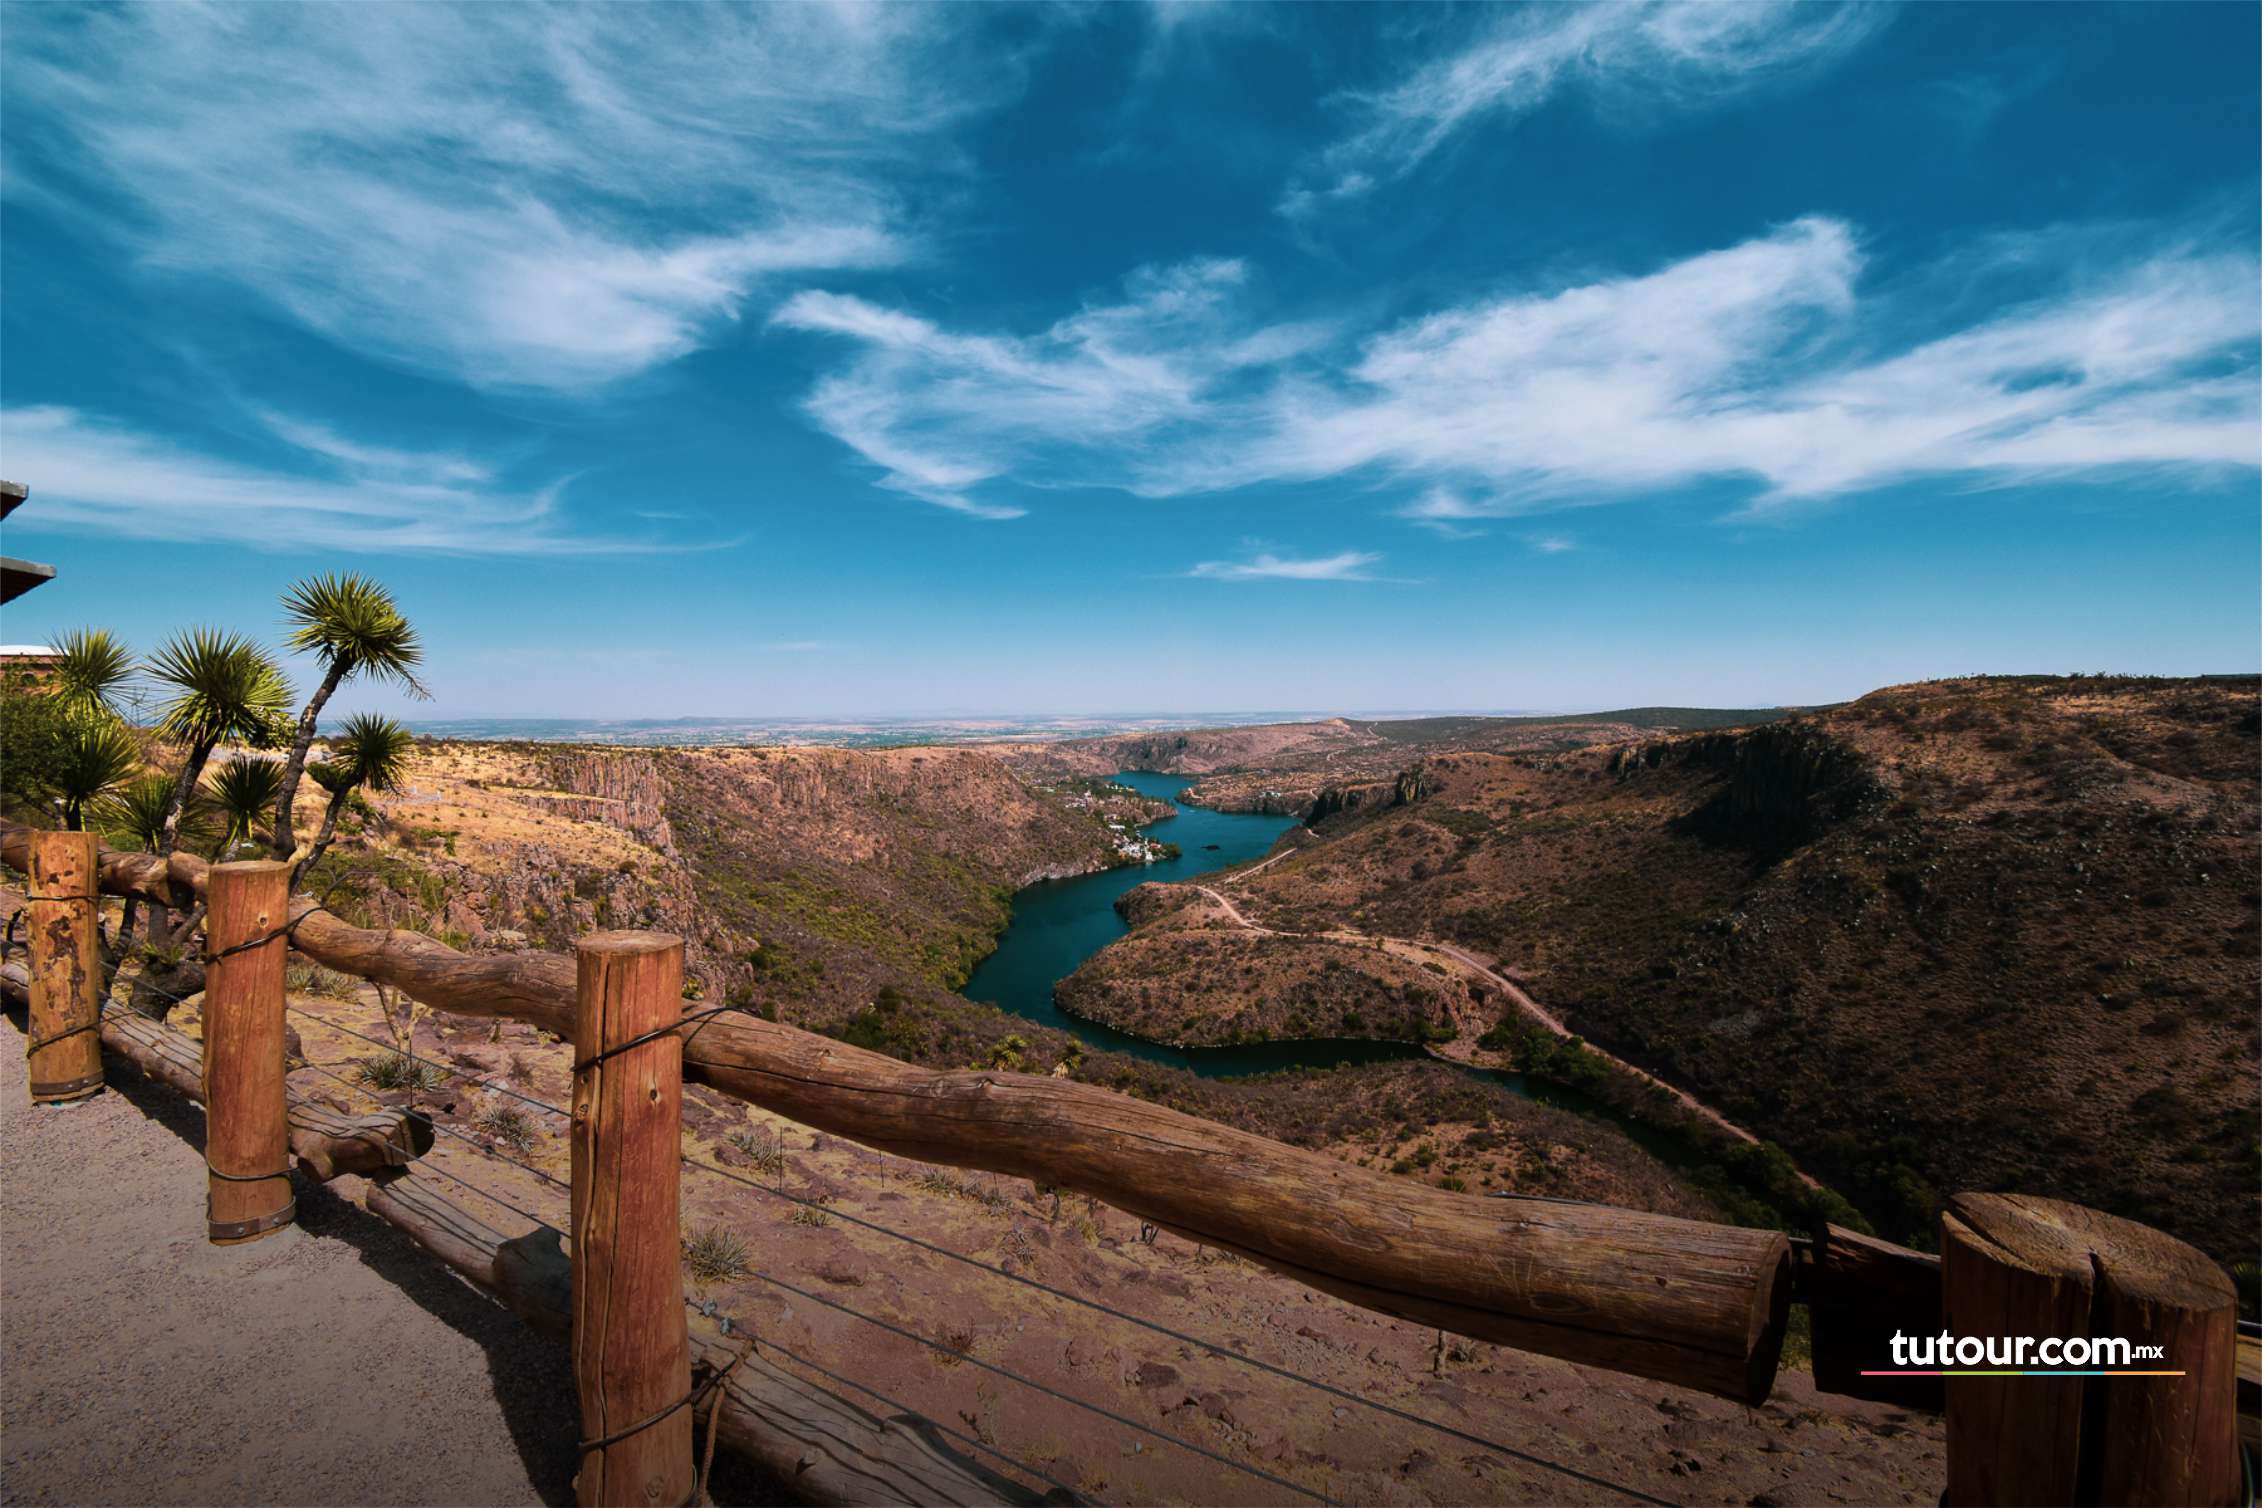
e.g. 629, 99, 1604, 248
287, 1045, 1091, 1508
290, 1053, 572, 1194
741, 1263, 1336, 1505
676, 1153, 1675, 1504
104, 941, 1671, 1505
686, 1295, 1092, 1506
285, 1002, 570, 1119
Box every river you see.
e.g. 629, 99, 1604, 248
962, 772, 1485, 1077
963, 773, 1780, 1208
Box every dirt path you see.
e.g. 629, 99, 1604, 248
1193, 876, 1816, 1180
0, 1017, 584, 1506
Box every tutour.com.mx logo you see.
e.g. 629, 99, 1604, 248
1864, 1331, 2179, 1378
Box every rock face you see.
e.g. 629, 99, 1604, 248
1308, 763, 1443, 826
1613, 725, 1883, 856
354, 740, 1125, 1059
523, 751, 675, 854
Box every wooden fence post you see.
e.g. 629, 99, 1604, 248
26, 829, 105, 1104
572, 930, 693, 1508
203, 861, 295, 1245
1942, 1192, 2239, 1507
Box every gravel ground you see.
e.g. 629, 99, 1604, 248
0, 1019, 580, 1506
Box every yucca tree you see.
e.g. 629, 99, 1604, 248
48, 627, 137, 719
272, 574, 426, 859
207, 757, 286, 858
47, 716, 143, 830
296, 712, 413, 879
95, 773, 212, 946
146, 628, 293, 862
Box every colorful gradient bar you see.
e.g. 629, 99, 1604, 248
1860, 1370, 2185, 1377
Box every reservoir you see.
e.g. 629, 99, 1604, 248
962, 772, 1450, 1076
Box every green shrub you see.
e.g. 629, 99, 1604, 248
682, 1225, 753, 1284
357, 1052, 447, 1093
474, 1102, 540, 1155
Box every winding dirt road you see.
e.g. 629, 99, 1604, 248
1192, 868, 1816, 1181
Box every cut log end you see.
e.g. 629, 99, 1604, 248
1943, 1192, 2240, 1508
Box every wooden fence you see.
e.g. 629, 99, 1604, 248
3, 821, 2252, 1507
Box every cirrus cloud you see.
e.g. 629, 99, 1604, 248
0, 405, 723, 556
1186, 549, 1382, 582
781, 217, 2260, 525
3, 4, 1011, 390
1283, 1, 1887, 218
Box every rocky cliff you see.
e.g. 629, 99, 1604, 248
522, 749, 676, 854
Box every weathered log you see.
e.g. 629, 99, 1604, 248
571, 932, 694, 1508
1942, 1192, 2239, 1507
25, 831, 104, 1102
1800, 1224, 1943, 1411
95, 1007, 432, 1179
365, 1172, 1057, 1506
2237, 1331, 2260, 1454
2, 821, 1791, 1402
203, 863, 296, 1244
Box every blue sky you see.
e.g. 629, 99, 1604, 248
2, 1, 2256, 719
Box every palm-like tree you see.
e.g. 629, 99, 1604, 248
272, 575, 426, 859
296, 713, 413, 879
93, 774, 212, 948
207, 757, 287, 858
146, 628, 293, 861
48, 716, 143, 830
49, 627, 136, 718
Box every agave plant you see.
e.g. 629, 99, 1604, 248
145, 628, 293, 860
271, 574, 426, 859
296, 712, 414, 878
206, 757, 287, 858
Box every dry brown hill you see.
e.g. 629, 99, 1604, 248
306, 738, 1730, 1225
1089, 676, 2258, 1264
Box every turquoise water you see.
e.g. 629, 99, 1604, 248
962, 772, 1448, 1076
964, 774, 1741, 1187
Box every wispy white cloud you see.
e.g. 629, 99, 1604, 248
783, 216, 2260, 523
1283, 1, 1885, 217
4, 4, 1007, 390
775, 258, 1327, 515
1528, 534, 1577, 555
0, 406, 719, 556
1186, 549, 1381, 582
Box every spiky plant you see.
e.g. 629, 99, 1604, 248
48, 627, 136, 719
146, 628, 293, 861
47, 715, 142, 830
271, 575, 426, 859
97, 773, 207, 854
94, 773, 211, 947
206, 757, 286, 858
295, 712, 413, 878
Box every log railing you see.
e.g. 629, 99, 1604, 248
0, 820, 1789, 1403
6, 819, 2252, 1506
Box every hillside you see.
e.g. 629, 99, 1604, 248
1084, 677, 2258, 1264
300, 739, 1733, 1223
986, 707, 1800, 815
